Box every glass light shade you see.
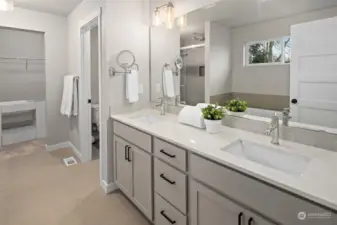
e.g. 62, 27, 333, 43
165, 3, 175, 29
177, 15, 187, 28
153, 9, 161, 26
0, 0, 14, 11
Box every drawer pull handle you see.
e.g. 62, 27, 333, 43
127, 146, 132, 162
248, 217, 254, 225
125, 145, 128, 161
160, 173, 176, 185
160, 210, 176, 224
160, 149, 176, 158
238, 212, 243, 225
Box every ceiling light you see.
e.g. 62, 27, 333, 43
153, 1, 178, 29
0, 0, 14, 11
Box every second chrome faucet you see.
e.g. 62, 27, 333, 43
265, 113, 280, 145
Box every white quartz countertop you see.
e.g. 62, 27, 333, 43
111, 109, 337, 211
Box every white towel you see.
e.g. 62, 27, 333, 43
126, 70, 139, 103
60, 75, 78, 117
163, 69, 175, 98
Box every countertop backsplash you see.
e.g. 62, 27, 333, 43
149, 104, 337, 152
223, 116, 337, 152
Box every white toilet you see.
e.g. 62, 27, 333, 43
91, 104, 100, 144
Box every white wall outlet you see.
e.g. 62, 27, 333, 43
156, 83, 161, 93
138, 84, 144, 94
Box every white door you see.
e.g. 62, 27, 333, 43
290, 17, 337, 128
80, 29, 92, 162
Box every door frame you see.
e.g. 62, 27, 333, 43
79, 8, 102, 163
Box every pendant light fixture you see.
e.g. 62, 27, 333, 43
153, 1, 182, 29
0, 0, 14, 11
165, 1, 175, 29
153, 8, 161, 26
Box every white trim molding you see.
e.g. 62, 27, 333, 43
100, 180, 118, 194
45, 142, 70, 152
79, 7, 103, 163
68, 142, 82, 161
45, 141, 82, 162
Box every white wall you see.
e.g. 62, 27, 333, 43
0, 7, 69, 145
0, 27, 45, 102
231, 6, 337, 96
205, 21, 232, 101
68, 0, 150, 184
105, 0, 150, 184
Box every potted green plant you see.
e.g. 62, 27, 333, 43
201, 104, 225, 134
225, 99, 248, 116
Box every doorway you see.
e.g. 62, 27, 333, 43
79, 9, 102, 162
0, 26, 47, 147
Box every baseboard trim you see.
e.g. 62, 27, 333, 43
100, 180, 118, 194
45, 141, 82, 162
45, 142, 70, 152
68, 142, 82, 162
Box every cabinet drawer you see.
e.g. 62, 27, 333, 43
155, 159, 187, 214
155, 193, 186, 225
154, 138, 186, 171
113, 121, 151, 152
190, 154, 336, 225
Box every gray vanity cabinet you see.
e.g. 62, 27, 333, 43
190, 181, 276, 225
112, 120, 336, 225
113, 135, 153, 220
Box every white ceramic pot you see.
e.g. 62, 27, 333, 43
226, 110, 245, 117
204, 119, 222, 134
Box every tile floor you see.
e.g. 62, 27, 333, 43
0, 140, 151, 225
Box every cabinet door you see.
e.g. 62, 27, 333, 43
132, 146, 153, 220
114, 136, 132, 197
190, 180, 244, 225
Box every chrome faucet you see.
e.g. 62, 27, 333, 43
265, 113, 280, 145
174, 95, 180, 106
282, 108, 292, 126
154, 97, 167, 115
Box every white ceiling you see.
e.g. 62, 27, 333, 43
186, 0, 337, 28
15, 0, 83, 16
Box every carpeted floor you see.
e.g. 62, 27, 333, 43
0, 140, 151, 225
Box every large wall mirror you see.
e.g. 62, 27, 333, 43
150, 0, 337, 131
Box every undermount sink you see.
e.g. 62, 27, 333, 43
130, 114, 161, 124
222, 140, 311, 176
